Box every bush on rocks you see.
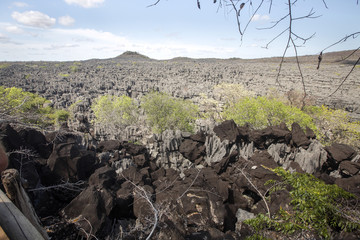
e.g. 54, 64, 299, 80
305, 105, 360, 149
0, 86, 69, 126
141, 91, 199, 133
245, 167, 360, 239
222, 96, 316, 132
91, 94, 138, 131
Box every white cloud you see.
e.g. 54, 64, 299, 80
251, 14, 270, 22
0, 27, 241, 61
12, 11, 56, 28
64, 0, 105, 8
45, 44, 80, 50
58, 16, 75, 26
12, 2, 29, 8
0, 33, 8, 40
0, 33, 21, 44
5, 25, 24, 34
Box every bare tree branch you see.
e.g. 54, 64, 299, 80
241, 0, 266, 41
290, 37, 307, 109
177, 168, 201, 200
263, 28, 289, 49
321, 0, 328, 9
147, 0, 160, 8
292, 8, 321, 21
121, 173, 158, 240
28, 180, 85, 193
329, 57, 360, 97
341, 46, 360, 61
321, 32, 360, 53
317, 32, 360, 96
257, 14, 289, 30
237, 166, 271, 218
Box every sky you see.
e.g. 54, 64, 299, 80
0, 0, 359, 61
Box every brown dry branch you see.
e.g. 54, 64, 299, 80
72, 216, 99, 240
321, 32, 360, 54
318, 32, 360, 97
236, 166, 271, 218
120, 167, 201, 239
8, 147, 38, 179
176, 168, 201, 201
121, 173, 158, 240
329, 57, 360, 97
28, 180, 86, 193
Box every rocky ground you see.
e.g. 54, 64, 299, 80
0, 50, 359, 120
1, 119, 360, 239
1, 51, 360, 239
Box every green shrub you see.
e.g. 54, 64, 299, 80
0, 86, 54, 125
91, 95, 138, 129
245, 167, 360, 239
141, 91, 199, 133
198, 83, 254, 122
0, 63, 9, 69
52, 109, 70, 126
68, 100, 83, 120
305, 105, 360, 149
213, 83, 255, 104
222, 96, 316, 131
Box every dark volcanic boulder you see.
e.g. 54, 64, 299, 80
305, 126, 316, 139
61, 186, 114, 237
154, 168, 229, 232
47, 142, 97, 182
88, 165, 117, 188
213, 149, 238, 174
122, 142, 149, 168
249, 124, 291, 149
291, 122, 311, 148
123, 142, 147, 156
96, 140, 121, 152
189, 131, 206, 143
339, 161, 360, 177
179, 134, 206, 163
213, 120, 241, 143
0, 123, 25, 151
325, 143, 357, 163
250, 150, 279, 169
18, 128, 52, 158
133, 184, 155, 222
335, 175, 360, 196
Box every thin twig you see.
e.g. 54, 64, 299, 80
237, 167, 271, 218
177, 168, 201, 200
147, 0, 161, 8
321, 0, 328, 8
122, 173, 158, 240
340, 46, 360, 61
321, 32, 360, 53
28, 181, 85, 192
290, 37, 307, 109
329, 57, 360, 97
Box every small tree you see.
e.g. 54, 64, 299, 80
91, 95, 138, 133
213, 83, 255, 105
141, 91, 199, 133
0, 86, 68, 127
305, 105, 360, 148
222, 96, 316, 131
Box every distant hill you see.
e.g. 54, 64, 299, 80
112, 49, 359, 64
114, 51, 152, 61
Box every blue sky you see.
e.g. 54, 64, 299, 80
0, 0, 358, 61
